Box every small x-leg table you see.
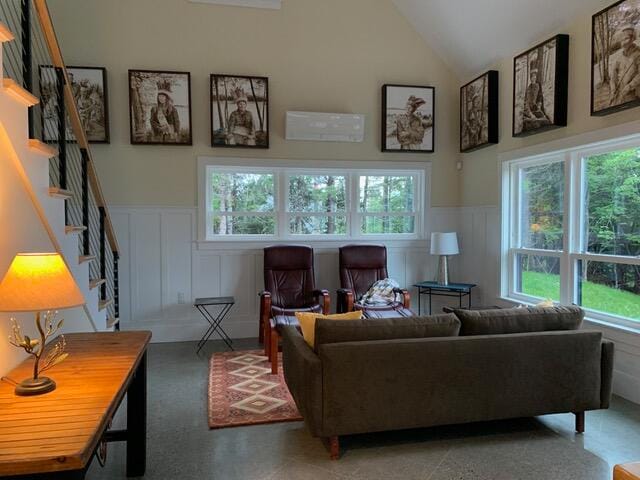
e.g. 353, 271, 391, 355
194, 296, 235, 353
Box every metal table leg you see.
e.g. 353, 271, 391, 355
126, 351, 147, 477
196, 303, 234, 352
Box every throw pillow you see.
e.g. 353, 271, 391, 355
295, 310, 363, 348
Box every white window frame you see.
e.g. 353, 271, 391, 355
198, 157, 429, 243
501, 132, 640, 329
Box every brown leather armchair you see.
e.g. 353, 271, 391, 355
259, 245, 329, 373
337, 244, 413, 318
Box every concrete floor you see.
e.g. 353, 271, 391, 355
86, 339, 640, 480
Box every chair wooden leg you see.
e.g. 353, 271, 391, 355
270, 328, 279, 374
258, 317, 264, 344
329, 436, 340, 460
264, 320, 271, 357
574, 411, 585, 433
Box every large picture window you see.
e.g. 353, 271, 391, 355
503, 140, 640, 327
201, 162, 426, 241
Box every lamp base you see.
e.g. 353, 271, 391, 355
15, 376, 56, 396
436, 255, 450, 286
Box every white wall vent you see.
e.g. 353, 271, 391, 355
188, 0, 281, 10
286, 111, 365, 143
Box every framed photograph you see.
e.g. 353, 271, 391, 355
513, 34, 569, 137
460, 70, 499, 152
40, 66, 109, 143
210, 74, 269, 148
592, 0, 640, 116
381, 84, 434, 153
128, 69, 192, 145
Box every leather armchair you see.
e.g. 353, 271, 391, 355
259, 245, 329, 373
337, 244, 413, 318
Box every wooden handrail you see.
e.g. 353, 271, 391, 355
32, 0, 119, 255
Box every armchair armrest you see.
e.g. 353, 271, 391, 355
313, 289, 331, 315
336, 288, 354, 313
393, 288, 411, 309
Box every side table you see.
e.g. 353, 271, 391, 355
194, 296, 235, 353
413, 281, 477, 315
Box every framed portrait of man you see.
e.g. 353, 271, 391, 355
381, 84, 434, 153
513, 34, 569, 137
210, 74, 269, 149
128, 69, 192, 145
460, 70, 499, 152
592, 0, 640, 115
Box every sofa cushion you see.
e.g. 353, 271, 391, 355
314, 314, 460, 352
453, 305, 584, 336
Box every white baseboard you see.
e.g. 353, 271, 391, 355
613, 369, 640, 405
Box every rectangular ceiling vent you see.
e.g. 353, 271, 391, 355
188, 0, 281, 9
286, 111, 365, 143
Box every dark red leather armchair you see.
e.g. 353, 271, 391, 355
259, 245, 329, 373
337, 244, 413, 318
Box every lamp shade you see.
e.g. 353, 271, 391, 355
0, 253, 85, 312
430, 232, 459, 255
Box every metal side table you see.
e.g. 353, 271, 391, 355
194, 296, 235, 353
413, 281, 477, 315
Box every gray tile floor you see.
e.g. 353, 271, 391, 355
87, 339, 640, 480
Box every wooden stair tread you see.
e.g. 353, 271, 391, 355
89, 279, 105, 290
615, 463, 640, 480
0, 22, 15, 43
65, 225, 86, 234
106, 317, 120, 329
2, 79, 38, 107
48, 187, 73, 199
98, 299, 113, 311
78, 255, 96, 264
28, 139, 58, 158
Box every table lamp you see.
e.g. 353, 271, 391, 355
430, 232, 459, 286
0, 253, 84, 396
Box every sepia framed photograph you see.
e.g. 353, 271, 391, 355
381, 84, 434, 153
592, 0, 640, 116
513, 34, 569, 137
128, 69, 192, 145
460, 70, 499, 152
210, 74, 269, 148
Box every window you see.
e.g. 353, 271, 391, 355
503, 139, 640, 327
201, 162, 427, 241
358, 175, 416, 234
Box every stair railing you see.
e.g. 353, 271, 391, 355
0, 0, 120, 328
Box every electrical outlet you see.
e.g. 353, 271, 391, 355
177, 292, 185, 304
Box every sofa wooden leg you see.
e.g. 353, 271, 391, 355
270, 328, 279, 374
574, 411, 585, 433
329, 436, 340, 460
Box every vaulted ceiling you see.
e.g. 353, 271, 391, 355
392, 0, 611, 80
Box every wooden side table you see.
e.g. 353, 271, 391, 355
0, 331, 151, 479
615, 463, 640, 480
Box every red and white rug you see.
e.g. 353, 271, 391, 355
208, 350, 303, 429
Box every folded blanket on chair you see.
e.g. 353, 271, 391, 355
360, 278, 401, 306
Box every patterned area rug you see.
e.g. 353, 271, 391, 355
208, 350, 303, 429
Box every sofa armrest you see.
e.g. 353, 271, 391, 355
336, 288, 354, 313
393, 288, 411, 309
313, 289, 331, 315
281, 326, 323, 436
601, 339, 615, 409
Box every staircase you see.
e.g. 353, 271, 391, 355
0, 0, 119, 331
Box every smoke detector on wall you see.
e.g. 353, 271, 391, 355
188, 0, 281, 9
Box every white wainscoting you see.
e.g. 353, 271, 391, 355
110, 206, 467, 343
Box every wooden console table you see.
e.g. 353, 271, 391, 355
0, 331, 151, 479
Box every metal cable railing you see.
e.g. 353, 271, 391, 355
0, 0, 120, 329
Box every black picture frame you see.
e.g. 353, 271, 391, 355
128, 69, 192, 146
460, 70, 499, 153
210, 74, 269, 149
512, 34, 569, 137
591, 0, 640, 116
67, 66, 110, 143
381, 84, 435, 153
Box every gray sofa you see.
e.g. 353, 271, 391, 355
281, 306, 614, 459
